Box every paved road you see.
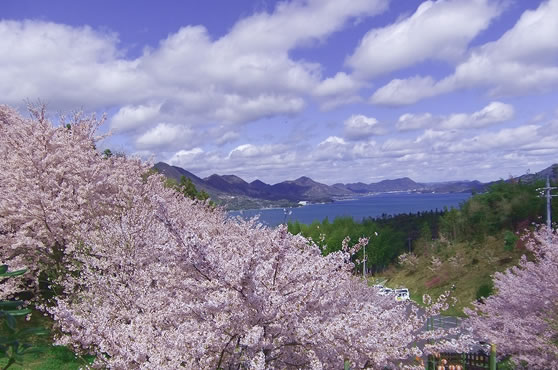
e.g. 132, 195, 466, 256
426, 314, 461, 330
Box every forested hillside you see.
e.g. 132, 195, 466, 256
289, 178, 557, 315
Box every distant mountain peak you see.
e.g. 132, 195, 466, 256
221, 175, 248, 185
153, 161, 491, 210
293, 176, 316, 185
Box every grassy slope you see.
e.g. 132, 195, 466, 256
371, 233, 526, 316
0, 311, 94, 369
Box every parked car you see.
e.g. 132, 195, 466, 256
373, 284, 384, 290
395, 291, 410, 302
394, 288, 409, 295
378, 288, 394, 296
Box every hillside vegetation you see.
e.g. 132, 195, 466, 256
290, 178, 557, 315
377, 233, 525, 316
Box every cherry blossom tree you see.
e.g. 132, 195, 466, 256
1, 104, 453, 369
51, 190, 449, 368
462, 228, 558, 369
0, 104, 149, 296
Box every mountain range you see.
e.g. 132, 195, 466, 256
153, 162, 557, 210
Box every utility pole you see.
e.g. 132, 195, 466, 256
537, 176, 557, 235
363, 231, 378, 278
363, 242, 366, 278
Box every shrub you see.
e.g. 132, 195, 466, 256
503, 230, 518, 252
475, 282, 494, 300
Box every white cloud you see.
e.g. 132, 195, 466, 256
370, 76, 446, 105
227, 144, 286, 159
313, 72, 361, 97
2, 2, 555, 185
214, 131, 241, 146
441, 101, 514, 129
352, 140, 379, 158
371, 0, 558, 105
223, 0, 388, 53
0, 0, 389, 150
447, 0, 558, 96
469, 101, 514, 125
111, 103, 162, 132
313, 72, 363, 109
312, 136, 351, 161
397, 102, 514, 131
397, 113, 435, 131
448, 125, 540, 153
168, 148, 205, 168
347, 0, 503, 78
344, 114, 385, 140
414, 129, 461, 152
380, 138, 415, 157
0, 20, 143, 108
135, 123, 193, 149
320, 136, 346, 146
214, 94, 305, 124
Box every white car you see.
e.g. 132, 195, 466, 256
395, 291, 410, 302
394, 288, 409, 295
378, 288, 394, 296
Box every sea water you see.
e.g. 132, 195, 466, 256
228, 192, 471, 227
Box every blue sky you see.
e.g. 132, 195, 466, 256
2, 0, 558, 184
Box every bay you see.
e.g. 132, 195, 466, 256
229, 192, 471, 227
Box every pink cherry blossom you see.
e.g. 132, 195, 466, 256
1, 104, 453, 369
462, 227, 558, 369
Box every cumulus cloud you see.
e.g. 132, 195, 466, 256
448, 125, 540, 153
111, 103, 162, 133
347, 0, 503, 78
223, 0, 388, 53
214, 95, 305, 124
313, 72, 363, 109
135, 123, 193, 150
227, 143, 287, 159
158, 112, 558, 184
441, 101, 515, 129
167, 148, 205, 167
3, 1, 555, 185
371, 0, 558, 105
0, 0, 389, 150
213, 131, 241, 146
397, 102, 514, 131
344, 114, 385, 140
0, 20, 143, 108
397, 113, 435, 131
312, 136, 351, 161
446, 0, 558, 96
370, 76, 446, 106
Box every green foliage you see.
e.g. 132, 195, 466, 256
0, 309, 95, 370
503, 230, 518, 252
164, 175, 213, 204
419, 221, 432, 241
0, 344, 94, 370
375, 180, 550, 316
439, 207, 465, 242
0, 266, 49, 370
476, 281, 494, 301
288, 216, 414, 272
287, 210, 447, 273
440, 179, 552, 243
